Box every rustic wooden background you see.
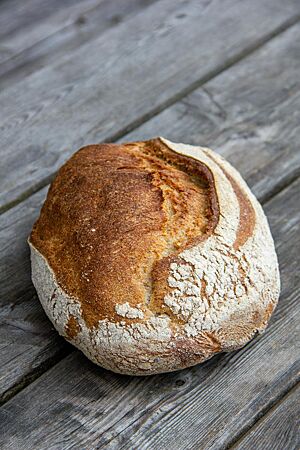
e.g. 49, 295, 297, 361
0, 0, 299, 449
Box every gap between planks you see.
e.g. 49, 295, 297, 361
0, 345, 71, 406
92, 176, 300, 450
104, 377, 300, 450
1, 173, 299, 412
259, 169, 300, 204
0, 0, 161, 86
1, 11, 300, 215
0, 175, 299, 449
1, 19, 297, 404
229, 382, 300, 450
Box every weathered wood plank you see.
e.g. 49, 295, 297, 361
0, 176, 299, 450
234, 384, 300, 450
0, 0, 94, 41
98, 178, 300, 449
124, 22, 300, 203
1, 20, 300, 404
0, 0, 160, 90
0, 0, 300, 212
0, 186, 71, 404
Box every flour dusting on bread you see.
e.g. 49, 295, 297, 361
29, 138, 280, 375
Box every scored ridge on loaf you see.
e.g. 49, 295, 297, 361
29, 138, 280, 375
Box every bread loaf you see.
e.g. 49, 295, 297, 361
29, 138, 280, 375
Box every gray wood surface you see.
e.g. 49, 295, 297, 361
0, 0, 92, 41
124, 23, 300, 203
0, 186, 70, 404
0, 0, 299, 212
0, 0, 159, 89
0, 0, 299, 446
234, 385, 300, 450
1, 19, 300, 404
0, 176, 299, 450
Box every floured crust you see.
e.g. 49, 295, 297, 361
29, 138, 280, 375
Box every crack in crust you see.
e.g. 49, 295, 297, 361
30, 138, 219, 328
205, 151, 255, 250
29, 138, 280, 375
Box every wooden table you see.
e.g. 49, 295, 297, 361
0, 1, 299, 448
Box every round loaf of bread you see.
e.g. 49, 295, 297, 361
29, 138, 280, 375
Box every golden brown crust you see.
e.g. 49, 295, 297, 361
29, 138, 280, 375
30, 139, 219, 328
65, 315, 81, 339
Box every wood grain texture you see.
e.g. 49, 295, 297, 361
0, 187, 71, 404
1, 20, 300, 403
234, 384, 300, 450
0, 0, 92, 40
0, 0, 159, 89
124, 23, 300, 203
0, 0, 300, 212
0, 177, 299, 450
